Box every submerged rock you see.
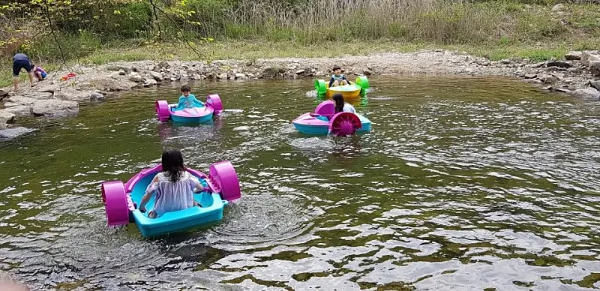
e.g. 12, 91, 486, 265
571, 87, 600, 100
0, 110, 15, 129
0, 127, 35, 141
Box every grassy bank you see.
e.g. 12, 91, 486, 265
1, 1, 599, 88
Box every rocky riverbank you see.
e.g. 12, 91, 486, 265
1, 49, 600, 140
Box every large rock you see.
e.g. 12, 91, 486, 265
22, 91, 53, 100
91, 78, 138, 91
37, 84, 60, 93
32, 100, 79, 118
0, 127, 35, 141
571, 88, 600, 100
3, 105, 32, 117
4, 96, 36, 107
589, 80, 600, 91
54, 89, 92, 102
143, 78, 158, 87
581, 51, 600, 66
106, 65, 132, 73
546, 60, 571, 68
589, 61, 600, 76
564, 51, 582, 61
0, 110, 16, 129
150, 71, 163, 81
0, 88, 8, 99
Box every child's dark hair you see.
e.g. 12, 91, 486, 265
161, 148, 185, 182
332, 93, 344, 113
181, 85, 191, 92
332, 65, 341, 71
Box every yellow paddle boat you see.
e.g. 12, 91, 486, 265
314, 76, 369, 100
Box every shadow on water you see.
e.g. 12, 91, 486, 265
1, 76, 600, 290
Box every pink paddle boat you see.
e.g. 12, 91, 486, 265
292, 100, 372, 136
101, 161, 241, 237
155, 94, 223, 123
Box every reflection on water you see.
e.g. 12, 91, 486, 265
1, 76, 600, 290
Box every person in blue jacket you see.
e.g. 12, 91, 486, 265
328, 65, 350, 87
175, 85, 204, 110
12, 53, 35, 92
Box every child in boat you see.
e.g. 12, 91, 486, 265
32, 63, 47, 81
329, 65, 350, 87
333, 93, 356, 114
175, 84, 204, 109
139, 149, 202, 218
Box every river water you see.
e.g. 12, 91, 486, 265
1, 76, 599, 290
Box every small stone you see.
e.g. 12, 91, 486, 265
295, 70, 306, 75
363, 69, 373, 75
543, 85, 552, 90
571, 87, 600, 100
567, 67, 582, 73
170, 77, 177, 82
500, 59, 511, 64
539, 74, 559, 84
555, 88, 572, 94
0, 88, 8, 98
531, 62, 546, 68
551, 4, 565, 12
217, 73, 228, 80
118, 69, 126, 75
191, 73, 202, 80
90, 91, 105, 101
564, 51, 582, 61
157, 61, 169, 68
523, 79, 543, 84
128, 72, 143, 83
235, 73, 246, 79
524, 73, 537, 79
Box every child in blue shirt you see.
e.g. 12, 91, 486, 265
329, 65, 350, 87
175, 85, 204, 110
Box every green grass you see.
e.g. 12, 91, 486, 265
1, 1, 600, 88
